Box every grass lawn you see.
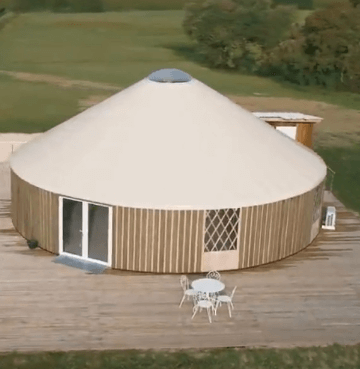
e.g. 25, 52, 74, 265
315, 134, 360, 214
0, 73, 102, 132
1, 344, 360, 369
0, 11, 359, 111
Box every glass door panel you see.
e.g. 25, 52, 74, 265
88, 203, 109, 263
62, 198, 83, 256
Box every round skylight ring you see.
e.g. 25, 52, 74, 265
148, 68, 192, 83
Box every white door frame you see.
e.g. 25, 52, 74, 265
59, 196, 113, 267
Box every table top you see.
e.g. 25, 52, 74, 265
191, 278, 225, 293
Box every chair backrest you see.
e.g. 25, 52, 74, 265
206, 270, 221, 280
230, 286, 237, 300
180, 275, 189, 291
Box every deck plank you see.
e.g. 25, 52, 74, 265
0, 191, 360, 352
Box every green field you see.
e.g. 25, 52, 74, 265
0, 11, 359, 115
1, 344, 360, 369
0, 73, 102, 132
315, 136, 360, 214
0, 11, 359, 105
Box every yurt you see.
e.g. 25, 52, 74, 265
9, 69, 327, 273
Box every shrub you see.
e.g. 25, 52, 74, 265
66, 0, 104, 12
0, 11, 17, 31
27, 239, 39, 249
10, 0, 47, 12
183, 0, 296, 71
273, 0, 313, 10
260, 0, 360, 92
9, 0, 104, 12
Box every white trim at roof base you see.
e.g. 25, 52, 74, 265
201, 250, 239, 272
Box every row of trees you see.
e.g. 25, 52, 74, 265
9, 0, 104, 12
183, 0, 360, 92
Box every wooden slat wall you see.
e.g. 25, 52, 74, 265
238, 183, 324, 269
112, 182, 324, 273
296, 123, 314, 148
11, 168, 325, 273
11, 170, 59, 254
113, 208, 204, 273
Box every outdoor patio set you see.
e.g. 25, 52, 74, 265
179, 271, 237, 323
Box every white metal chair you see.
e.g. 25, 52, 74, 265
179, 275, 197, 308
322, 206, 336, 230
215, 286, 237, 317
206, 270, 221, 280
192, 292, 216, 323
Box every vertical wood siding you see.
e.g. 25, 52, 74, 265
11, 170, 59, 254
12, 170, 325, 273
296, 124, 314, 148
112, 182, 323, 273
113, 208, 204, 273
112, 181, 323, 273
237, 183, 324, 269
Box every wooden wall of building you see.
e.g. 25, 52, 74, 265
11, 170, 59, 254
296, 124, 314, 148
112, 182, 324, 273
267, 122, 315, 148
11, 169, 325, 273
238, 188, 316, 269
112, 208, 204, 273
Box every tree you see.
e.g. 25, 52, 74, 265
273, 0, 313, 10
183, 0, 296, 70
9, 0, 104, 12
260, 0, 360, 91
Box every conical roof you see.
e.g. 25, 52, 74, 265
10, 69, 327, 210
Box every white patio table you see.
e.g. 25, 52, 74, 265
191, 278, 225, 296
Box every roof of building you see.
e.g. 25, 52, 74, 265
9, 69, 327, 210
253, 112, 323, 123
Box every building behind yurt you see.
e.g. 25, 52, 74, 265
9, 69, 327, 273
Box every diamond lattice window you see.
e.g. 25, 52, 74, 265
204, 209, 240, 252
312, 183, 323, 223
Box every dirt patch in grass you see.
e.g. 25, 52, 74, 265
1, 70, 360, 142
0, 71, 120, 92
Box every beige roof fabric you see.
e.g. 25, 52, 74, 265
10, 72, 327, 210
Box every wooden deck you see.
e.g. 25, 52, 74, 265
0, 191, 360, 352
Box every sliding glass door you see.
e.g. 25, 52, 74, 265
88, 203, 109, 263
62, 198, 83, 256
60, 197, 112, 266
